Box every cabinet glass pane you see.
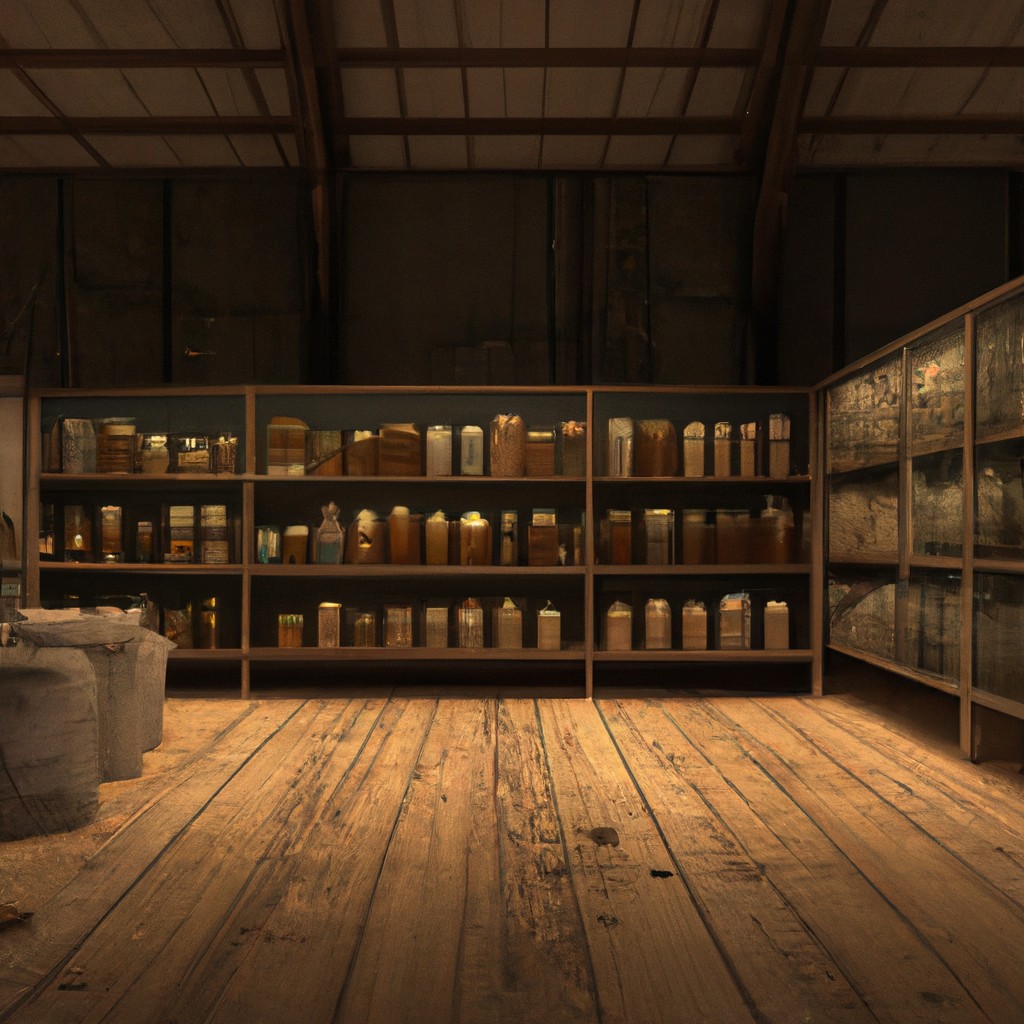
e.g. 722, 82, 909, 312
911, 451, 962, 556
828, 467, 898, 561
827, 356, 901, 472
828, 570, 896, 660
975, 440, 1024, 560
974, 573, 1024, 700
900, 571, 960, 684
908, 319, 964, 452
976, 291, 1024, 440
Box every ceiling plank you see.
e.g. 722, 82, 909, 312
333, 46, 760, 67
0, 49, 286, 69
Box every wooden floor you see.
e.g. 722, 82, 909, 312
2, 685, 1024, 1024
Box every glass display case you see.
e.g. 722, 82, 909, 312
821, 276, 1024, 759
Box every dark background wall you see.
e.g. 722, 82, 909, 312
0, 169, 1016, 390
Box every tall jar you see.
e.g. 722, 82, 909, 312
457, 597, 484, 648
645, 598, 672, 650
460, 511, 492, 566
425, 510, 449, 565
61, 418, 96, 474
63, 505, 93, 562
715, 509, 750, 564
604, 599, 632, 651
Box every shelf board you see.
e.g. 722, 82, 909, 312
254, 474, 586, 485
973, 557, 1024, 575
593, 563, 811, 576
593, 649, 813, 663
827, 457, 899, 475
247, 646, 585, 662
909, 435, 964, 459
247, 563, 586, 578
975, 423, 1024, 447
40, 472, 243, 487
593, 474, 811, 484
41, 561, 243, 574
970, 688, 1024, 722
908, 554, 963, 571
827, 643, 960, 695
828, 554, 899, 568
170, 648, 242, 661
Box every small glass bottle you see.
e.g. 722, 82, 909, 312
198, 597, 219, 649
135, 520, 154, 563
460, 425, 484, 476
354, 611, 377, 647
500, 510, 518, 567
64, 505, 93, 562
100, 505, 123, 562
315, 501, 345, 564
277, 613, 304, 648
426, 425, 453, 476
717, 593, 751, 651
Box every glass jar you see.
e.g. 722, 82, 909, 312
500, 511, 518, 567
537, 601, 561, 651
460, 511, 492, 566
63, 505, 93, 562
138, 433, 170, 475
316, 502, 345, 565
61, 418, 96, 474
604, 599, 632, 651
384, 605, 413, 648
681, 509, 715, 565
645, 598, 672, 650
198, 598, 219, 649
95, 418, 136, 474
318, 602, 341, 648
715, 509, 750, 564
425, 510, 449, 565
425, 424, 453, 476
277, 613, 304, 648
457, 597, 484, 648
493, 597, 523, 649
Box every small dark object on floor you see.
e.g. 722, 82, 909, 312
589, 826, 619, 846
0, 903, 33, 930
650, 869, 674, 878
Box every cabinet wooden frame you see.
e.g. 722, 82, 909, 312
26, 383, 817, 698
818, 274, 1024, 759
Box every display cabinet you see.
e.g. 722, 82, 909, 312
26, 384, 818, 697
820, 275, 1024, 757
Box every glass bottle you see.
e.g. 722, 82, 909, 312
64, 505, 93, 562
426, 425, 453, 476
500, 510, 518, 567
681, 600, 708, 650
459, 425, 484, 476
457, 597, 484, 648
198, 597, 219, 649
460, 511, 492, 566
425, 510, 449, 565
318, 602, 341, 648
717, 593, 751, 651
316, 501, 345, 564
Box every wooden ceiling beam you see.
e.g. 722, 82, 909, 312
334, 46, 759, 68
335, 116, 741, 135
0, 116, 293, 133
0, 48, 285, 69
750, 0, 832, 385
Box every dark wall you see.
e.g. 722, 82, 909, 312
0, 174, 310, 389
778, 170, 1011, 384
340, 175, 550, 385
0, 169, 1017, 392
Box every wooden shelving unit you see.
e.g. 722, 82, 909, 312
26, 384, 817, 698
819, 275, 1024, 758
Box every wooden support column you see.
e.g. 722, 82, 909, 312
749, 0, 832, 385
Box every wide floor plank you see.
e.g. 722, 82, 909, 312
1, 691, 1023, 1024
